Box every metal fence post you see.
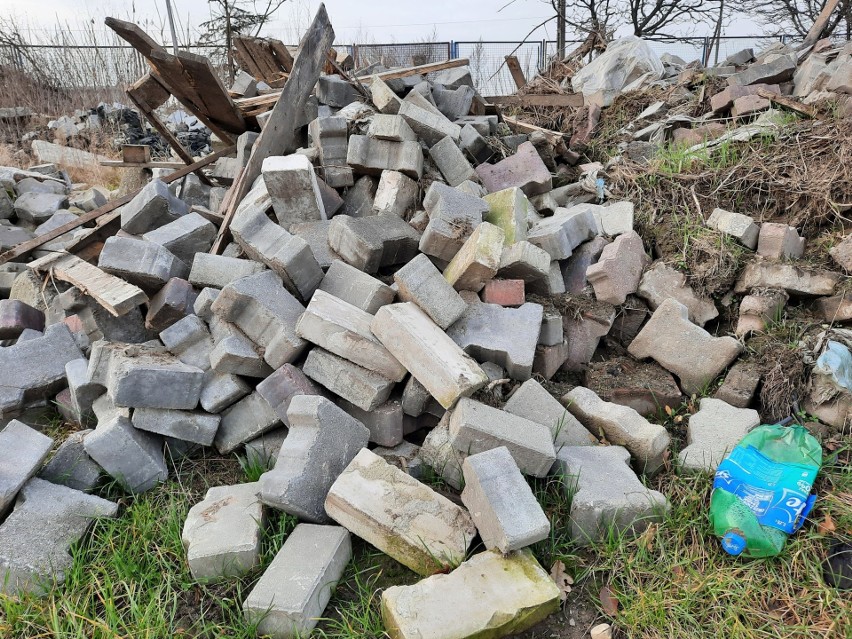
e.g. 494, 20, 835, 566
702, 36, 709, 66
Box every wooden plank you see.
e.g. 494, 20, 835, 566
505, 55, 527, 90
211, 5, 335, 254
502, 115, 566, 145
268, 38, 295, 73
238, 37, 279, 82
122, 145, 151, 164
33, 254, 148, 317
801, 0, 841, 49
757, 88, 817, 118
233, 38, 265, 79
129, 73, 171, 111
363, 58, 469, 84
173, 50, 245, 137
101, 160, 186, 168
486, 94, 584, 108
0, 146, 235, 265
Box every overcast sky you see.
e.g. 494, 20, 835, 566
5, 0, 764, 44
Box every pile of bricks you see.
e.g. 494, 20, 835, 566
1, 27, 852, 639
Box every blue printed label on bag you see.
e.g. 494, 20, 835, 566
713, 445, 819, 534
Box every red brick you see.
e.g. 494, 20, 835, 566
710, 83, 780, 112
481, 279, 525, 306
731, 94, 771, 119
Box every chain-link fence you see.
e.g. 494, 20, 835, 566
351, 42, 450, 69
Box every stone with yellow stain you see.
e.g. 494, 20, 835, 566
324, 448, 476, 576
381, 549, 561, 639
443, 222, 505, 292
483, 187, 530, 246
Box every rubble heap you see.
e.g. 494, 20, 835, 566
0, 12, 851, 639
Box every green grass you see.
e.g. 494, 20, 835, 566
1, 443, 849, 639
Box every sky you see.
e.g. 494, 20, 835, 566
4, 0, 766, 45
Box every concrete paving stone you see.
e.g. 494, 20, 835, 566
729, 54, 796, 86
475, 141, 552, 197
0, 478, 117, 595
372, 441, 423, 479
554, 446, 669, 545
182, 482, 263, 580
586, 230, 650, 305
91, 392, 130, 424
342, 175, 378, 218
188, 253, 265, 289
714, 361, 761, 408
401, 375, 431, 418
290, 220, 342, 270
538, 310, 563, 345
65, 358, 103, 424
447, 398, 556, 477
461, 447, 549, 552
243, 524, 351, 639
309, 116, 354, 188
159, 314, 214, 370
262, 154, 326, 227
706, 208, 759, 249
710, 83, 780, 112
459, 123, 494, 164
417, 414, 465, 489
399, 97, 461, 147
0, 323, 82, 416
372, 303, 488, 409
119, 178, 188, 234
0, 225, 35, 251
528, 204, 598, 260
302, 348, 395, 412
325, 448, 475, 575
144, 277, 198, 332
736, 289, 788, 336
142, 212, 216, 264
211, 270, 307, 369
318, 259, 395, 314
346, 135, 423, 179
455, 115, 497, 136
210, 335, 272, 378
369, 75, 403, 114
443, 222, 505, 292
84, 415, 167, 493
829, 233, 852, 271
679, 398, 760, 472
328, 214, 420, 273
317, 74, 361, 107
0, 420, 53, 515
594, 201, 634, 236
561, 236, 610, 294
561, 306, 615, 372
260, 396, 369, 522
230, 183, 323, 301
296, 289, 406, 381
245, 428, 288, 469
504, 379, 597, 450
420, 182, 488, 261
483, 187, 530, 245
563, 386, 671, 474
637, 261, 718, 326
256, 363, 323, 425
497, 240, 551, 288
132, 408, 220, 446
337, 396, 404, 447
214, 390, 281, 454
105, 344, 204, 409
98, 236, 189, 291
38, 430, 101, 492
628, 298, 744, 395
0, 299, 44, 339
373, 170, 418, 217
393, 253, 466, 329
429, 136, 475, 187
368, 114, 416, 142
757, 222, 805, 259
13, 192, 68, 224
381, 549, 560, 639
447, 299, 542, 380
734, 262, 839, 297
432, 84, 475, 120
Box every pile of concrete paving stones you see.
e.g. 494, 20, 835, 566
0, 51, 850, 639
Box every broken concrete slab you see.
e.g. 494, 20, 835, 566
628, 298, 743, 395
419, 182, 488, 262
381, 549, 560, 639
527, 205, 598, 260
561, 305, 615, 372
483, 187, 530, 246
262, 154, 326, 227
373, 170, 418, 217
132, 408, 220, 447
182, 482, 263, 580
260, 395, 369, 522
120, 178, 188, 235
142, 212, 216, 265
0, 420, 53, 515
303, 347, 394, 411
563, 386, 671, 474
372, 303, 488, 409
587, 230, 650, 305
38, 430, 101, 492
297, 289, 406, 381
447, 299, 542, 380
346, 135, 423, 179
637, 261, 718, 326
728, 54, 796, 86
442, 222, 505, 292
448, 398, 556, 477
318, 259, 395, 314
188, 253, 266, 289
429, 136, 475, 187
555, 446, 669, 545
325, 448, 475, 575
504, 379, 597, 449
706, 208, 759, 249
84, 415, 167, 493
243, 523, 351, 639
734, 262, 839, 297
461, 447, 549, 553
679, 397, 760, 472
561, 236, 610, 294
736, 289, 788, 336
475, 141, 552, 196
757, 222, 805, 259
328, 214, 420, 273
214, 390, 281, 454
0, 478, 117, 595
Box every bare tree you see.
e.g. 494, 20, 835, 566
626, 0, 721, 38
197, 0, 289, 82
745, 0, 851, 40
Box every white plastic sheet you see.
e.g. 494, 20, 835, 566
571, 37, 665, 107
